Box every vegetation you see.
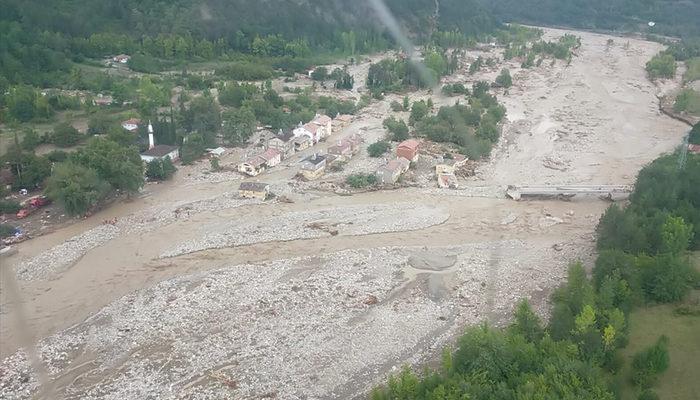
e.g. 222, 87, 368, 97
0, 199, 21, 214
673, 89, 700, 116
372, 150, 700, 398
683, 57, 700, 83
690, 122, 700, 145
51, 122, 83, 147
646, 54, 677, 79
346, 173, 378, 189
368, 141, 391, 157
45, 162, 110, 216
383, 117, 409, 142
0, 223, 16, 239
145, 157, 177, 181
494, 68, 513, 88
441, 83, 468, 97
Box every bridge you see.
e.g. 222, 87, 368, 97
506, 185, 633, 201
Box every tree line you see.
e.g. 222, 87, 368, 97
371, 151, 700, 399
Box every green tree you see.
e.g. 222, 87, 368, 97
660, 215, 693, 254
383, 117, 409, 141
632, 335, 670, 388
646, 54, 677, 79
145, 157, 176, 181
402, 96, 410, 110
181, 133, 206, 164
45, 162, 110, 216
71, 138, 144, 193
21, 129, 42, 151
87, 112, 117, 135
495, 68, 513, 88
222, 107, 256, 146
409, 100, 429, 126
310, 66, 329, 81
509, 299, 544, 342
51, 122, 82, 147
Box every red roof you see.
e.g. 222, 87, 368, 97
398, 139, 420, 151
313, 114, 332, 125
689, 144, 700, 154
245, 156, 267, 167
303, 123, 320, 134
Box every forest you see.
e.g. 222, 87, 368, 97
372, 152, 700, 400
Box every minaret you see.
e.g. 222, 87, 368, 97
148, 120, 155, 149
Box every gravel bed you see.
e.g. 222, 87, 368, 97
160, 203, 450, 258
1, 239, 592, 399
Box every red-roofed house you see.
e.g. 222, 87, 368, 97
376, 157, 410, 184
121, 118, 142, 132
689, 144, 700, 154
397, 139, 421, 161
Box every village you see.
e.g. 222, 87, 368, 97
0, 26, 695, 399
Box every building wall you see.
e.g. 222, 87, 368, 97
239, 189, 267, 200
300, 166, 325, 180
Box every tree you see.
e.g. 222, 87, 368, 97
181, 133, 206, 164
368, 141, 391, 157
409, 100, 429, 125
333, 68, 354, 90
660, 215, 693, 254
87, 112, 117, 135
346, 173, 377, 188
71, 138, 144, 193
646, 54, 677, 79
145, 157, 176, 181
402, 96, 410, 110
21, 129, 42, 151
3, 150, 52, 190
51, 122, 82, 147
219, 82, 257, 107
383, 117, 409, 141
495, 68, 513, 88
509, 299, 544, 343
310, 66, 329, 81
222, 107, 256, 146
689, 121, 700, 144
45, 162, 110, 216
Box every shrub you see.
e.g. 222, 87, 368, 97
346, 173, 377, 188
390, 100, 404, 112
631, 335, 670, 388
367, 141, 391, 157
0, 223, 16, 238
495, 68, 513, 88
673, 89, 700, 115
383, 117, 409, 141
646, 54, 677, 79
638, 389, 659, 400
0, 200, 21, 214
145, 157, 177, 181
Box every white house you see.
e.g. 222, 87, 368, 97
292, 114, 333, 144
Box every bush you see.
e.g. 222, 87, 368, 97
45, 162, 110, 216
673, 89, 700, 115
367, 141, 391, 157
46, 150, 68, 162
346, 173, 377, 188
21, 129, 42, 151
216, 62, 274, 81
390, 100, 404, 112
631, 335, 670, 388
646, 54, 677, 79
310, 66, 329, 81
145, 157, 177, 181
0, 200, 21, 214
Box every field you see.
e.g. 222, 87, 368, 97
618, 252, 700, 400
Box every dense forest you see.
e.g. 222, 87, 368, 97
483, 0, 700, 38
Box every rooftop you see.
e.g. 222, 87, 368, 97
398, 139, 420, 151
141, 145, 178, 158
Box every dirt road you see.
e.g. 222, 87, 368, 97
0, 28, 689, 399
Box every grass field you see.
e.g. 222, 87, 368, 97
618, 252, 700, 400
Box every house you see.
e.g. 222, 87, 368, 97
140, 121, 179, 163
238, 182, 270, 200
293, 135, 313, 151
113, 54, 130, 64
435, 154, 468, 175
397, 139, 421, 161
299, 154, 327, 180
259, 148, 282, 168
292, 114, 333, 144
328, 141, 353, 160
238, 155, 267, 177
93, 95, 113, 106
334, 114, 353, 129
141, 145, 180, 163
376, 157, 410, 184
268, 130, 296, 158
689, 144, 700, 155
121, 118, 142, 132
206, 147, 226, 157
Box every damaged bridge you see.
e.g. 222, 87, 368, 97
506, 185, 633, 201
